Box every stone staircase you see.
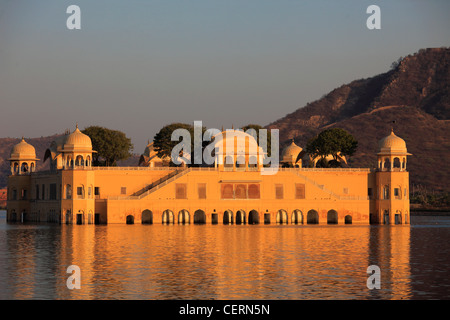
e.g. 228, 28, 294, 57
294, 171, 366, 200
132, 168, 191, 199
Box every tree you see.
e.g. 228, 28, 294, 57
306, 128, 357, 167
153, 123, 212, 166
82, 126, 133, 166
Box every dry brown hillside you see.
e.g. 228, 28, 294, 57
267, 48, 450, 192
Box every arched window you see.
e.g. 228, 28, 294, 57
75, 155, 84, 167
11, 188, 17, 200
126, 215, 134, 224
236, 156, 246, 168
66, 184, 72, 200
162, 210, 174, 224
88, 211, 93, 224
65, 210, 72, 224
383, 158, 390, 171
383, 185, 390, 200
248, 184, 260, 199
142, 210, 153, 224
307, 210, 319, 224
327, 210, 338, 224
235, 184, 247, 199
393, 157, 401, 168
248, 156, 258, 168
223, 210, 233, 224
21, 162, 29, 173
248, 210, 259, 224
276, 210, 288, 224
224, 156, 234, 168
235, 210, 246, 225
77, 185, 85, 199
178, 209, 190, 224
291, 210, 303, 224
345, 215, 352, 224
194, 210, 206, 224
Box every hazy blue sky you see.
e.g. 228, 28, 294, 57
0, 0, 449, 152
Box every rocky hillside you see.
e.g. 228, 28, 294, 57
267, 47, 450, 192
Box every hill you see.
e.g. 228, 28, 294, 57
267, 47, 450, 192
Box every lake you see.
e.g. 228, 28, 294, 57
0, 210, 449, 300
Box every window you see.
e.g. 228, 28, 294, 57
42, 184, 45, 200
198, 183, 206, 199
394, 188, 401, 199
295, 184, 305, 199
175, 184, 187, 199
383, 186, 390, 200
50, 184, 57, 200
36, 185, 40, 200
121, 187, 127, 195
95, 187, 100, 196
88, 187, 92, 198
235, 184, 247, 199
21, 189, 27, 200
368, 188, 373, 199
221, 184, 233, 199
248, 184, 260, 199
12, 189, 17, 200
275, 184, 284, 199
77, 186, 84, 199
343, 188, 349, 194
66, 185, 72, 199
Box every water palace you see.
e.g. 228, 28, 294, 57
6, 126, 411, 225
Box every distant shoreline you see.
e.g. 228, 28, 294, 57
411, 208, 450, 216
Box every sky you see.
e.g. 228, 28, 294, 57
0, 0, 449, 152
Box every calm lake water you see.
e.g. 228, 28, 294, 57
0, 210, 449, 300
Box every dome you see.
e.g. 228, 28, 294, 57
213, 129, 262, 155
63, 125, 93, 151
378, 129, 408, 154
9, 138, 39, 160
281, 139, 302, 163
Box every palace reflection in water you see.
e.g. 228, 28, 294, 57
3, 215, 449, 300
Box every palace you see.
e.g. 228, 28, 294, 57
6, 125, 410, 225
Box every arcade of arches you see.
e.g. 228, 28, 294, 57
122, 209, 356, 225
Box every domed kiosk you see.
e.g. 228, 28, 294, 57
377, 129, 411, 171
212, 129, 264, 170
374, 129, 411, 225
44, 124, 95, 170
281, 139, 304, 167
8, 138, 39, 175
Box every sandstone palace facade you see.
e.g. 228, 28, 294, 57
6, 126, 411, 226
